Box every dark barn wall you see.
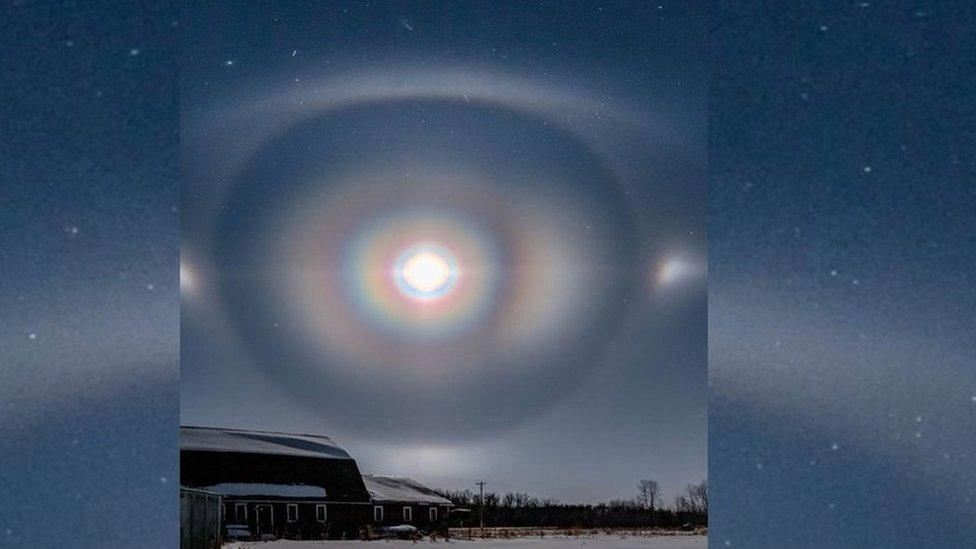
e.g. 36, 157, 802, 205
373, 503, 452, 526
181, 450, 372, 539
223, 500, 369, 540
180, 451, 371, 502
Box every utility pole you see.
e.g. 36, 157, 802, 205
476, 480, 486, 537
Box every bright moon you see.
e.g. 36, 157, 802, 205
400, 251, 452, 294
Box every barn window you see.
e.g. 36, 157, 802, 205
403, 506, 413, 522
374, 505, 384, 522
429, 507, 437, 521
234, 503, 247, 522
315, 504, 327, 522
286, 503, 299, 522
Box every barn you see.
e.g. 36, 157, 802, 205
363, 475, 454, 527
180, 426, 372, 540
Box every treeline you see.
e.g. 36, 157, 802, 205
436, 479, 707, 530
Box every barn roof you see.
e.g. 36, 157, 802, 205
362, 475, 453, 505
180, 426, 352, 460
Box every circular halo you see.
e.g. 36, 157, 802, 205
186, 70, 663, 441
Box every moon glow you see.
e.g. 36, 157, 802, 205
396, 247, 456, 299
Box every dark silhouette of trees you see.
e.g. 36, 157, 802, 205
637, 479, 659, 510
435, 479, 706, 530
637, 479, 660, 527
674, 479, 708, 521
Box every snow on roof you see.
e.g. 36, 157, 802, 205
181, 426, 352, 460
362, 475, 453, 505
200, 482, 327, 498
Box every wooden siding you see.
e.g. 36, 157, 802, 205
371, 503, 454, 526
222, 499, 369, 540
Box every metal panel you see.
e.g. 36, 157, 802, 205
181, 487, 223, 549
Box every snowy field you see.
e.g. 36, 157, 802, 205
226, 535, 706, 549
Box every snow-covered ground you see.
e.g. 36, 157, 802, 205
226, 535, 707, 549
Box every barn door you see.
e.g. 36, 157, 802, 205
255, 504, 274, 536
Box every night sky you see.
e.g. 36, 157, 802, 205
180, 1, 707, 505
710, 2, 976, 547
2, 2, 974, 548
0, 2, 180, 547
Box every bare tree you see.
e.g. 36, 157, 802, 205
637, 479, 659, 511
674, 494, 691, 513
637, 479, 660, 528
675, 479, 708, 516
688, 479, 707, 515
